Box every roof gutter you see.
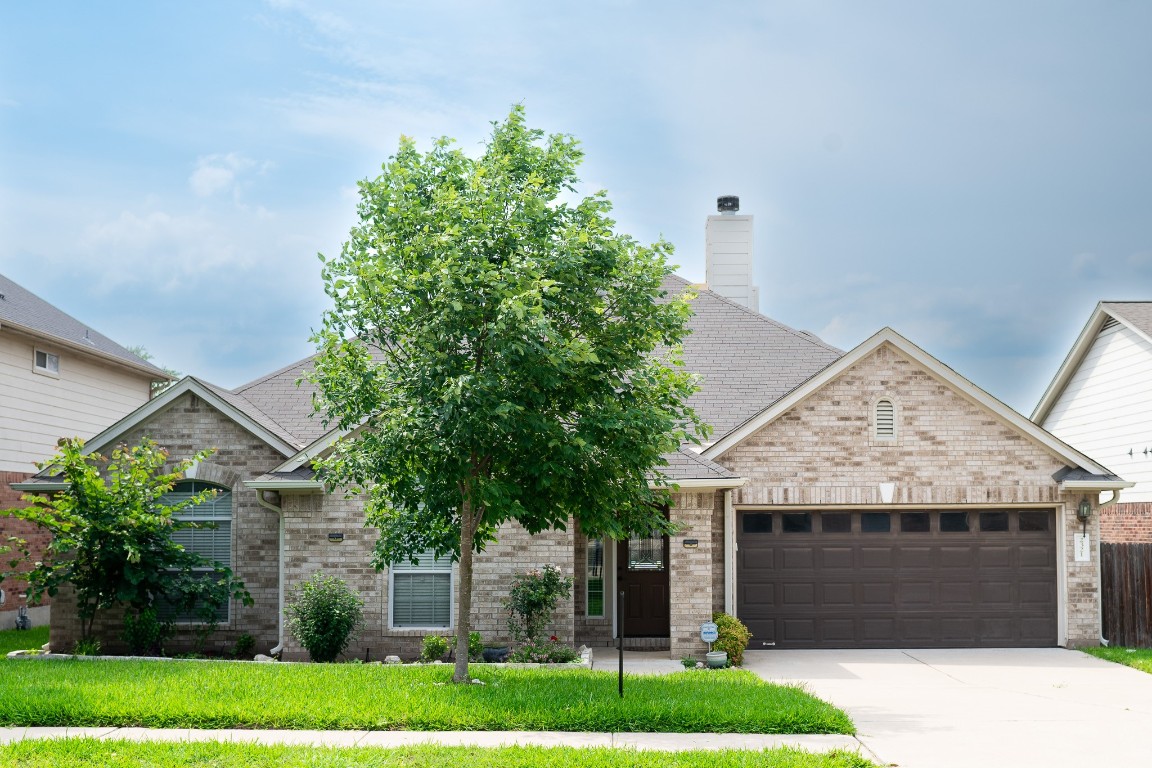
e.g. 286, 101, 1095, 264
649, 477, 747, 490
1057, 480, 1135, 492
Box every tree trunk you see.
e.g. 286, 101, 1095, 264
453, 497, 475, 683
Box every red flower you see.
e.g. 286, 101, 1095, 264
550, 635, 558, 642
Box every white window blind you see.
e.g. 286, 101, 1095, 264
391, 551, 452, 628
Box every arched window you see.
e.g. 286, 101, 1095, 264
875, 398, 896, 439
161, 480, 233, 622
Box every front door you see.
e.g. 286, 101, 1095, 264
617, 531, 670, 637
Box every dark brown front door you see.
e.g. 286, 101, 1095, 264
617, 532, 670, 637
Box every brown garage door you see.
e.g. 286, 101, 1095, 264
737, 509, 1057, 648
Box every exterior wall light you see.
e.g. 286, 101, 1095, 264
1076, 498, 1092, 534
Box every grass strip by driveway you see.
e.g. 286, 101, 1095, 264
0, 626, 47, 656
1082, 647, 1152, 674
0, 659, 852, 734
0, 739, 879, 768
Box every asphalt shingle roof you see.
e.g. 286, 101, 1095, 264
0, 272, 167, 376
655, 445, 740, 482
1102, 301, 1152, 339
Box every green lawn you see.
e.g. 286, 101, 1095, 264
0, 658, 852, 734
0, 739, 879, 768
0, 625, 48, 655
1082, 646, 1152, 674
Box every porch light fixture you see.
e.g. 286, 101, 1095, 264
1076, 498, 1092, 534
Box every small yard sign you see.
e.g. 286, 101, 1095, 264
700, 622, 719, 643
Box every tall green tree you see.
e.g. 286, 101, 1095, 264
4, 438, 250, 645
308, 106, 707, 682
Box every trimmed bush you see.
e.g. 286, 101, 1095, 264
712, 612, 752, 666
284, 572, 364, 662
420, 634, 449, 663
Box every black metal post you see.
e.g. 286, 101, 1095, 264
617, 589, 625, 698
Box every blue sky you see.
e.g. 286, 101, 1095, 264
1, 1, 1150, 413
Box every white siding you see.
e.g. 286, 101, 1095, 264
1043, 322, 1152, 502
0, 331, 152, 472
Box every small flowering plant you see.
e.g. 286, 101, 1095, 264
507, 637, 580, 663
504, 564, 573, 647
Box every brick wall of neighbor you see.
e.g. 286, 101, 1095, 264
1100, 501, 1152, 543
1, 471, 53, 623
48, 392, 286, 655
716, 342, 1102, 647
669, 491, 716, 658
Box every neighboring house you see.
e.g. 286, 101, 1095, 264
24, 207, 1131, 658
0, 273, 169, 628
1033, 302, 1152, 544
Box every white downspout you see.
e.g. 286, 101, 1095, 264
1096, 489, 1121, 647
723, 489, 736, 615
256, 489, 286, 656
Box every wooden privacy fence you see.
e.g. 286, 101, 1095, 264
1101, 543, 1152, 648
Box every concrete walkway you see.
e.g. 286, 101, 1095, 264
745, 648, 1152, 768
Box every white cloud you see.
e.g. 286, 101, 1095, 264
189, 153, 257, 198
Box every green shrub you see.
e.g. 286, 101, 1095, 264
504, 564, 572, 646
680, 655, 698, 669
232, 633, 256, 659
507, 638, 581, 663
72, 637, 101, 656
711, 612, 752, 666
284, 572, 364, 663
420, 634, 449, 663
468, 631, 484, 662
121, 608, 171, 656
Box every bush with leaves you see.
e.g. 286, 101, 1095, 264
507, 636, 581, 663
121, 608, 171, 656
712, 612, 752, 666
284, 571, 365, 662
504, 564, 573, 647
419, 634, 449, 663
2, 437, 251, 645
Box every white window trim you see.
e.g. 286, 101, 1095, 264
33, 348, 60, 377
388, 555, 455, 630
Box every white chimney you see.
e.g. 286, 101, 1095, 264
705, 195, 758, 311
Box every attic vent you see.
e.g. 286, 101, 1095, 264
1101, 317, 1120, 333
875, 398, 895, 439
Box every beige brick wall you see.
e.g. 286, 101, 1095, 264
715, 342, 1101, 647
49, 391, 286, 654
1101, 501, 1152, 543
669, 491, 717, 658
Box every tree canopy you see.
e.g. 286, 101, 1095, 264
308, 106, 707, 680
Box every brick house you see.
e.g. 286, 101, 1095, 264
0, 273, 169, 629
1033, 302, 1152, 544
27, 268, 1130, 658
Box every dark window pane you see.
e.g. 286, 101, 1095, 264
742, 513, 773, 534
861, 512, 891, 533
980, 511, 1009, 532
940, 511, 970, 532
1019, 511, 1051, 532
782, 512, 812, 533
900, 512, 930, 533
821, 513, 851, 533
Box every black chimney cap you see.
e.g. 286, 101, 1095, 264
717, 195, 740, 213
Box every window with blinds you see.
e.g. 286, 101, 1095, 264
157, 480, 232, 623
391, 551, 452, 628
875, 398, 896, 439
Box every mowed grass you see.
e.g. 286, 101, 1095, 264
0, 626, 48, 656
1083, 646, 1152, 674
0, 739, 880, 768
0, 659, 853, 733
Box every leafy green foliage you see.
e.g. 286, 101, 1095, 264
420, 634, 449, 663
0, 661, 854, 734
504, 565, 573, 647
232, 633, 256, 659
121, 607, 170, 656
0, 740, 881, 768
711, 612, 752, 667
469, 631, 484, 662
284, 572, 365, 663
2, 438, 251, 644
506, 638, 581, 664
308, 106, 706, 682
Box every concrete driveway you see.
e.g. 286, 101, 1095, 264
744, 648, 1152, 768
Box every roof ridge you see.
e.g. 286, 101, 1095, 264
196, 376, 305, 448
231, 351, 317, 394
669, 272, 844, 355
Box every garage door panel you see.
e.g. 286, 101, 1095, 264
737, 509, 1057, 649
822, 583, 855, 605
